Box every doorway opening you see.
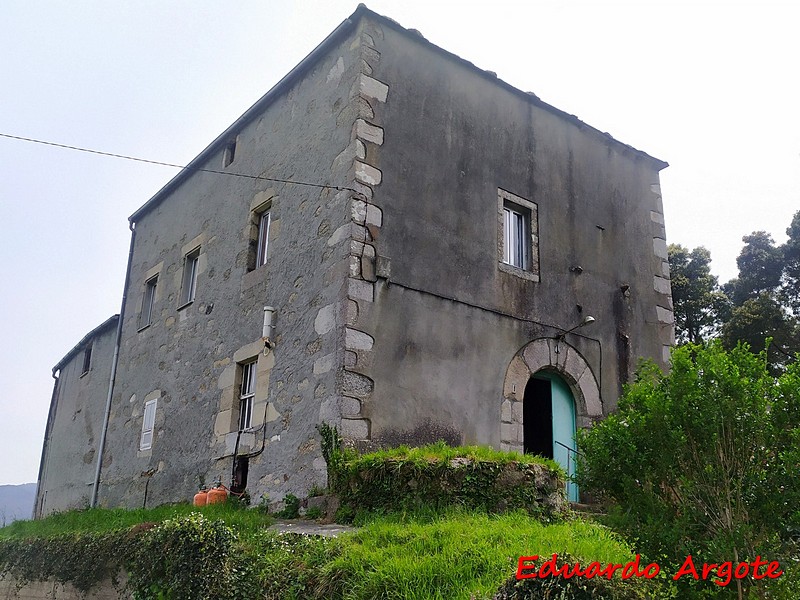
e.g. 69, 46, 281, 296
522, 372, 578, 502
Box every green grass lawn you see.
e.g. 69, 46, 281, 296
0, 503, 667, 599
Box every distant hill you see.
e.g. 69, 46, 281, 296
0, 483, 36, 524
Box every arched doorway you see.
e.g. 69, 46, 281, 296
501, 337, 602, 504
523, 372, 578, 502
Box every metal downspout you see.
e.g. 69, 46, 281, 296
91, 220, 136, 508
33, 369, 60, 519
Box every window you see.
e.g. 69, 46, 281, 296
256, 211, 271, 267
179, 248, 200, 307
238, 360, 257, 430
498, 189, 539, 281
503, 204, 529, 269
81, 344, 92, 376
140, 399, 157, 450
139, 276, 158, 329
223, 138, 237, 167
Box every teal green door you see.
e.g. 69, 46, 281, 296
523, 373, 578, 502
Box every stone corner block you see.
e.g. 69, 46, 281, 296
340, 418, 370, 439
359, 74, 389, 103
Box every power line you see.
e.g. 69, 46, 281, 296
0, 132, 360, 194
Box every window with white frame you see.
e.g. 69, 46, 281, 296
139, 275, 158, 329
238, 360, 257, 430
179, 248, 200, 306
503, 204, 529, 269
140, 399, 157, 450
498, 189, 539, 281
256, 211, 271, 268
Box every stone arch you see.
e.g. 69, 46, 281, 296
500, 337, 601, 452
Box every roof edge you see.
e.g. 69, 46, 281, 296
129, 6, 368, 223
130, 3, 666, 224
356, 6, 667, 171
53, 314, 120, 373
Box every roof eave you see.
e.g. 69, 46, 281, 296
128, 7, 367, 224
53, 315, 120, 374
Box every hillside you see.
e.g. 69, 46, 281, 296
0, 483, 36, 524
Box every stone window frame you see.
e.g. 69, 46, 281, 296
497, 188, 539, 282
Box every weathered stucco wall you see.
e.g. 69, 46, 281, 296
36, 319, 117, 517
342, 17, 672, 447
96, 25, 372, 508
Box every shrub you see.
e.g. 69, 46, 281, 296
577, 342, 800, 597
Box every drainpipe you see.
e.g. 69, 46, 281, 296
33, 368, 61, 519
91, 220, 136, 508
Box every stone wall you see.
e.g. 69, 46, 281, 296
0, 577, 126, 600
97, 24, 366, 508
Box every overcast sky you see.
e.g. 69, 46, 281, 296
1, 0, 797, 487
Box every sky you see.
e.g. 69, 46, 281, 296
0, 0, 797, 487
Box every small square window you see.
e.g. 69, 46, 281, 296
256, 211, 271, 268
139, 276, 158, 329
497, 189, 539, 281
140, 399, 157, 451
81, 345, 92, 376
179, 248, 200, 307
223, 138, 237, 167
238, 360, 257, 431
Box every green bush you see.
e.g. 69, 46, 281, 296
577, 342, 800, 598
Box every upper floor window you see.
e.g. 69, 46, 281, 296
497, 189, 539, 282
238, 360, 257, 430
81, 344, 92, 376
180, 248, 200, 307
139, 275, 158, 329
256, 211, 271, 268
223, 138, 237, 167
503, 204, 529, 269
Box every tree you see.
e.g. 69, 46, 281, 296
720, 293, 799, 369
728, 232, 783, 304
782, 210, 800, 315
577, 343, 800, 598
668, 244, 726, 344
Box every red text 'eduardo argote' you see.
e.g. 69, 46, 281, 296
516, 554, 783, 587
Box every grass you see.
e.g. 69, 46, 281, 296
311, 509, 651, 600
0, 501, 272, 540
345, 440, 562, 473
0, 503, 669, 599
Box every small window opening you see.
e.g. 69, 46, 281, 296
81, 345, 92, 375
140, 276, 158, 329
503, 202, 530, 269
223, 139, 237, 167
179, 248, 200, 307
238, 360, 256, 430
256, 211, 271, 268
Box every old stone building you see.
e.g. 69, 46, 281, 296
35, 5, 672, 516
